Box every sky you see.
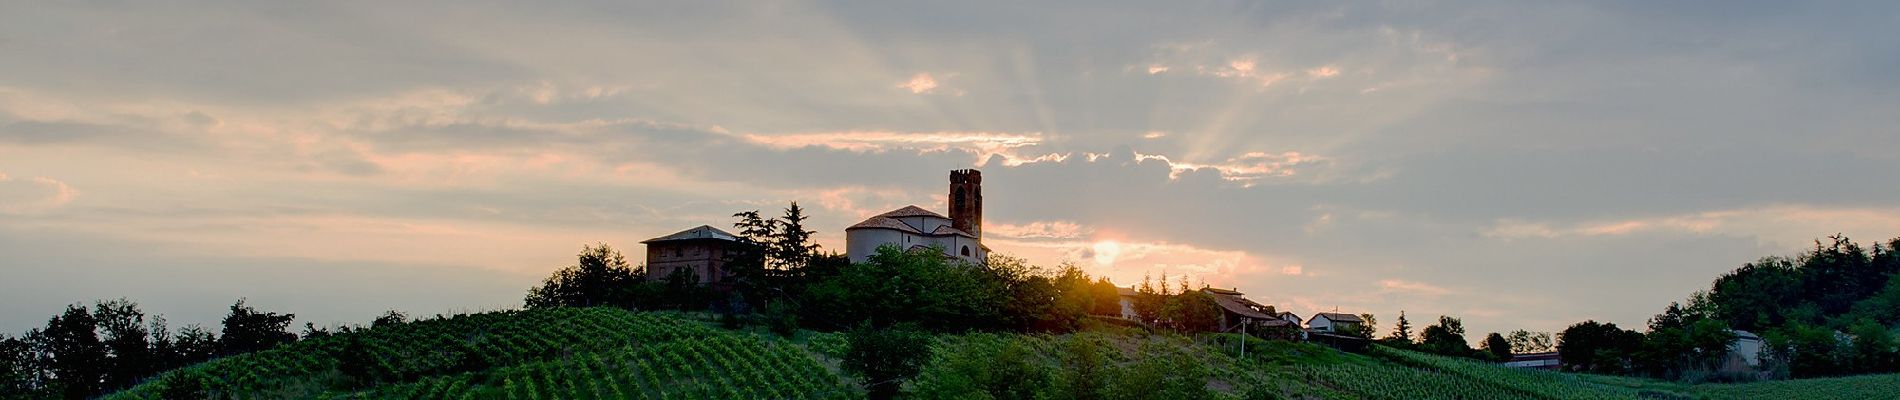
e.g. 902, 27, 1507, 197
3, 1, 1898, 341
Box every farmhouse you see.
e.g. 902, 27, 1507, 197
1117, 286, 1139, 320
1306, 312, 1365, 334
845, 169, 989, 264
640, 225, 761, 287
1205, 288, 1293, 332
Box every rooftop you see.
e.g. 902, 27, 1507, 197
641, 225, 749, 244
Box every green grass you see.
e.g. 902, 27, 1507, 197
103, 308, 1900, 399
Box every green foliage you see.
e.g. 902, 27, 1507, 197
1482, 332, 1512, 360
803, 245, 1006, 331
218, 299, 297, 357
43, 304, 108, 399
1559, 320, 1643, 374
1421, 315, 1472, 357
523, 243, 644, 309
1388, 310, 1414, 344
1508, 329, 1554, 353
109, 308, 854, 400
153, 371, 206, 400
841, 323, 931, 400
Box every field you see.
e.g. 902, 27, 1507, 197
106, 308, 1900, 399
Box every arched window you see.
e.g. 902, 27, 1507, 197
961, 246, 971, 256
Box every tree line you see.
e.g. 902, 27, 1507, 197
1555, 235, 1900, 382
0, 299, 317, 399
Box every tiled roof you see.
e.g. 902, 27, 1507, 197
875, 205, 948, 219
1204, 288, 1244, 295
845, 216, 923, 234
929, 225, 977, 238
1312, 312, 1364, 323
1208, 292, 1276, 320
1117, 287, 1138, 297
641, 225, 748, 244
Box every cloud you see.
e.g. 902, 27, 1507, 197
1307, 66, 1341, 79
0, 175, 78, 213
1131, 150, 1331, 184
1379, 279, 1453, 296
987, 220, 1092, 240
897, 73, 940, 94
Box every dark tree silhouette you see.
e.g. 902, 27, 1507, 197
524, 244, 641, 309
218, 299, 297, 356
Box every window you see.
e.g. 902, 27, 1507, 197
961, 246, 971, 256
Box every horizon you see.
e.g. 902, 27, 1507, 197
4, 1, 1900, 344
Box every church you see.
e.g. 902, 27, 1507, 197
844, 169, 989, 264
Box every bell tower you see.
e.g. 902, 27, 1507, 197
949, 169, 982, 238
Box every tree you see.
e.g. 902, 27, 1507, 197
171, 324, 218, 366
93, 299, 152, 390
524, 243, 642, 309
371, 310, 408, 329
1506, 330, 1553, 353
1088, 278, 1123, 316
1421, 316, 1471, 357
219, 299, 297, 356
1387, 311, 1414, 344
1559, 320, 1641, 374
42, 304, 108, 399
1, 333, 46, 399
1171, 289, 1221, 333
1849, 318, 1896, 374
802, 245, 1006, 331
772, 202, 820, 270
842, 323, 931, 400
1483, 332, 1513, 360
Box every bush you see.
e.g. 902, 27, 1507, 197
842, 323, 932, 400
765, 301, 799, 337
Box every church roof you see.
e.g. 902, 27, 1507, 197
876, 205, 948, 219
929, 225, 977, 238
641, 225, 748, 244
846, 216, 923, 234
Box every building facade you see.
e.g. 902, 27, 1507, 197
640, 225, 760, 287
844, 169, 989, 264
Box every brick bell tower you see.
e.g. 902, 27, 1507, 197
949, 169, 982, 238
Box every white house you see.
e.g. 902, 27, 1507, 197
1277, 311, 1302, 326
1117, 286, 1139, 320
844, 169, 988, 265
1305, 312, 1365, 334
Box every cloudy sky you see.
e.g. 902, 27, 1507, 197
3, 1, 1898, 340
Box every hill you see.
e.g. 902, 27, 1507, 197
106, 307, 1900, 399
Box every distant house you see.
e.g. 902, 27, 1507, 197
1305, 312, 1365, 334
1505, 352, 1562, 370
1117, 286, 1139, 320
640, 225, 761, 287
1276, 311, 1302, 327
1204, 288, 1292, 333
1719, 330, 1765, 372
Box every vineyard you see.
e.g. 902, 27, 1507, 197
105, 308, 854, 399
102, 308, 1900, 399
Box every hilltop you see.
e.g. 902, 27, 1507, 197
104, 307, 1900, 399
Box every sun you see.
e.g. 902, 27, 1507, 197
1092, 240, 1122, 266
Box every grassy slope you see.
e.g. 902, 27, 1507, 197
106, 309, 1898, 399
